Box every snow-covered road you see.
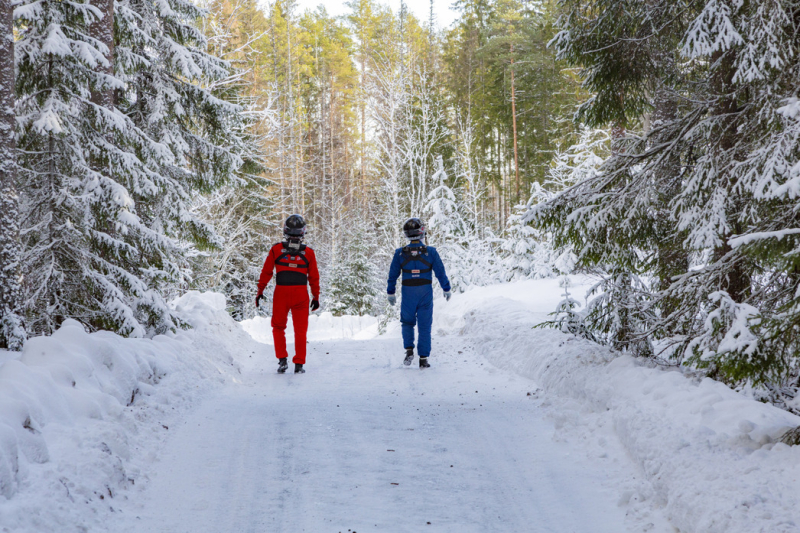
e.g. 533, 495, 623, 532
115, 332, 665, 533
6, 280, 800, 533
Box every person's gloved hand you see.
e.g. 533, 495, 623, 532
310, 299, 320, 312
443, 290, 452, 301
388, 294, 396, 306
255, 293, 264, 308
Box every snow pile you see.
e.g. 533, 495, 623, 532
241, 311, 379, 344
0, 291, 258, 533
439, 278, 800, 533
4, 278, 800, 533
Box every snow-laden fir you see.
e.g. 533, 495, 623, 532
10, 0, 256, 340
537, 0, 800, 403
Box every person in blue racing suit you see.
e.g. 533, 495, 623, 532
386, 218, 452, 368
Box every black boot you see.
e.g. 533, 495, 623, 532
419, 357, 430, 369
403, 348, 414, 366
294, 363, 305, 374
277, 358, 288, 373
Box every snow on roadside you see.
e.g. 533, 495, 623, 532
3, 277, 800, 533
439, 278, 800, 533
0, 292, 259, 533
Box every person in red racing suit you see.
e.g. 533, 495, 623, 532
256, 214, 320, 374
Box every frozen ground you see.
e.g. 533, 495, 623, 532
1, 278, 799, 532
112, 331, 669, 533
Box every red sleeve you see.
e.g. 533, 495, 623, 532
307, 247, 320, 300
257, 245, 278, 295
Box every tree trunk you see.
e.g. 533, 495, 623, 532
710, 48, 749, 303
652, 86, 688, 320
90, 0, 115, 108
359, 16, 366, 209
0, 0, 25, 349
510, 44, 519, 205
360, 56, 366, 208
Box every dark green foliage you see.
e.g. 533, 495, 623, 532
327, 228, 379, 317
534, 0, 800, 398
13, 0, 252, 337
444, 0, 584, 209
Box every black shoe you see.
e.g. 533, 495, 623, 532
419, 357, 430, 369
403, 349, 414, 366
294, 363, 305, 374
277, 358, 288, 373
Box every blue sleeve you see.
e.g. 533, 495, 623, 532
431, 248, 451, 292
387, 249, 402, 294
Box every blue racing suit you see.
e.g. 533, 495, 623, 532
387, 242, 451, 358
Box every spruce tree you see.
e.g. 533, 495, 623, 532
15, 0, 149, 335
327, 228, 378, 316
425, 155, 469, 289
14, 0, 248, 336
538, 0, 800, 389
0, 0, 24, 349
501, 201, 552, 281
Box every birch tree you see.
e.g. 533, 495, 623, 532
369, 52, 410, 251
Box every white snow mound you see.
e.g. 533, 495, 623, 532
439, 278, 800, 533
3, 278, 800, 533
0, 292, 258, 533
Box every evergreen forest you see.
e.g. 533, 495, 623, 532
2, 0, 800, 411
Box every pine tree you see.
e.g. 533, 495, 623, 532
538, 0, 800, 388
14, 0, 248, 336
327, 226, 378, 316
444, 0, 583, 227
190, 0, 278, 321
0, 0, 24, 349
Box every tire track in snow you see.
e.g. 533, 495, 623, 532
114, 335, 673, 533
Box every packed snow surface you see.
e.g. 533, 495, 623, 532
1, 278, 799, 532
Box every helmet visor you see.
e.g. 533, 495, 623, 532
284, 226, 306, 237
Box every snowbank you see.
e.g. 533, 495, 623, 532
4, 278, 800, 533
0, 291, 259, 533
439, 278, 800, 533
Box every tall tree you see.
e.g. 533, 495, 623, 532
0, 0, 24, 349
191, 0, 279, 320
14, 0, 250, 336
445, 0, 582, 227
537, 0, 800, 392
346, 0, 382, 206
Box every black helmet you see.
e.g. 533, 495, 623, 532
283, 214, 306, 240
403, 217, 425, 240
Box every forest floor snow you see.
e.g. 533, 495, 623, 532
0, 278, 799, 532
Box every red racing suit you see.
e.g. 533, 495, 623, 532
257, 242, 320, 364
